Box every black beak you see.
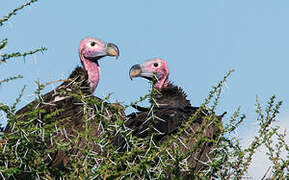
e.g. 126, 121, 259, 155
129, 64, 142, 80
106, 43, 119, 59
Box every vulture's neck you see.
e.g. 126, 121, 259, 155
80, 56, 100, 92
151, 82, 191, 109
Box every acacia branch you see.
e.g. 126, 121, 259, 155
0, 0, 39, 26
0, 47, 47, 64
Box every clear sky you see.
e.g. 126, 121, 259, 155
1, 0, 289, 178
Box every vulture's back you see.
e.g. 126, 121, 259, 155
122, 83, 223, 173
4, 67, 125, 175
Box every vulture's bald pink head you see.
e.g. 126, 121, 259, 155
129, 58, 169, 89
79, 37, 119, 92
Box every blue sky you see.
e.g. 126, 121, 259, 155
1, 1, 289, 178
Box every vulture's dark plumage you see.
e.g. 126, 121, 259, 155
120, 58, 225, 174
4, 37, 123, 175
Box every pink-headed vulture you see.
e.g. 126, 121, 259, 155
120, 58, 225, 174
3, 37, 124, 176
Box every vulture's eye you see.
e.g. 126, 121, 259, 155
153, 63, 159, 67
90, 42, 96, 47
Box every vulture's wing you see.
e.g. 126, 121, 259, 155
122, 106, 223, 173
4, 86, 124, 172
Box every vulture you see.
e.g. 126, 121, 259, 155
120, 58, 225, 175
3, 37, 123, 177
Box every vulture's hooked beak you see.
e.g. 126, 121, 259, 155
129, 64, 142, 80
106, 43, 119, 59
129, 64, 154, 80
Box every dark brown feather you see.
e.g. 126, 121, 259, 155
122, 82, 224, 174
4, 66, 125, 175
